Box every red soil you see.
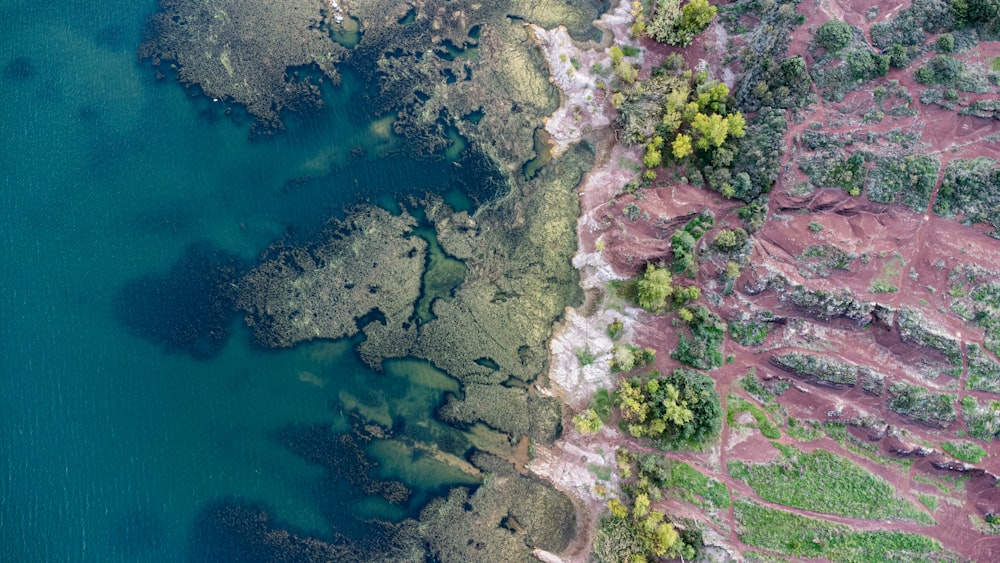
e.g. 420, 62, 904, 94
568, 1, 1000, 560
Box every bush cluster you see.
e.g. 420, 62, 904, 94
615, 368, 722, 449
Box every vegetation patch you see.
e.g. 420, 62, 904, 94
739, 368, 789, 404
734, 500, 950, 561
933, 157, 1000, 237
769, 352, 885, 395
592, 502, 688, 563
796, 244, 855, 278
798, 150, 868, 196
729, 319, 769, 346
672, 305, 726, 370
770, 352, 857, 386
947, 265, 1000, 355
810, 24, 889, 102
634, 264, 701, 313
866, 154, 939, 213
727, 394, 781, 439
941, 439, 988, 463
610, 343, 657, 373
619, 450, 730, 511
896, 308, 964, 375
616, 369, 723, 449
915, 55, 990, 92
962, 395, 1000, 441
967, 343, 1000, 394
786, 417, 824, 442
887, 381, 957, 427
728, 444, 933, 523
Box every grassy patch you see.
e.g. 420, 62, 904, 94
576, 347, 596, 366
639, 456, 730, 510
786, 418, 824, 441
941, 439, 987, 463
588, 463, 612, 481
734, 500, 950, 562
870, 253, 905, 294
919, 494, 938, 512
728, 443, 933, 523
728, 394, 781, 439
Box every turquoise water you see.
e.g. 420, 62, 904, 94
1, 2, 486, 560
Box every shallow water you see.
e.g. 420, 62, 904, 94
1, 2, 486, 560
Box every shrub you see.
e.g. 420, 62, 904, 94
712, 228, 748, 250
672, 305, 726, 370
611, 343, 656, 372
887, 381, 956, 427
608, 319, 624, 340
937, 32, 955, 52
816, 20, 853, 52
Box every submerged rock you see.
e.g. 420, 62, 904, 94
115, 241, 244, 360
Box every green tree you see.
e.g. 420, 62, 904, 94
692, 112, 730, 149
637, 264, 674, 312
672, 133, 693, 159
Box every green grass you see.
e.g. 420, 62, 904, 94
587, 463, 612, 481
734, 500, 951, 562
919, 494, 938, 512
824, 422, 847, 444
941, 440, 987, 463
914, 472, 968, 495
728, 394, 781, 439
728, 444, 933, 524
786, 418, 824, 441
653, 458, 731, 510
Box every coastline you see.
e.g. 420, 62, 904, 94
526, 4, 645, 560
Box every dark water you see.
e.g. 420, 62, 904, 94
1, 1, 484, 560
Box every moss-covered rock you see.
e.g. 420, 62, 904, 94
351, 0, 601, 179
438, 384, 561, 443
236, 207, 426, 348
417, 452, 577, 562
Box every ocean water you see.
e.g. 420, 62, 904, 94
1, 1, 485, 560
